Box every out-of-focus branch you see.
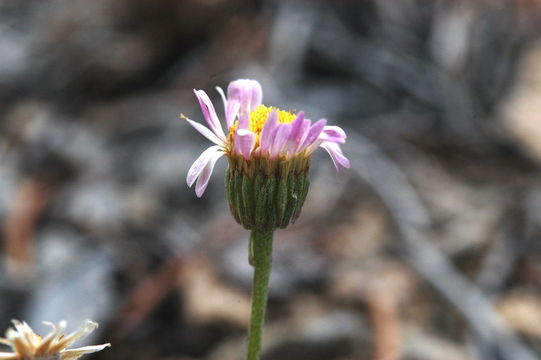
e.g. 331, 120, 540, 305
4, 177, 55, 282
347, 131, 539, 360
365, 285, 401, 360
113, 255, 183, 339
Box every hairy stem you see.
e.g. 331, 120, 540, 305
246, 229, 274, 360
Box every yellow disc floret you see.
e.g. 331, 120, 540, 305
228, 105, 297, 148
248, 105, 296, 136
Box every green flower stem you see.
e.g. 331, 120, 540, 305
246, 229, 274, 360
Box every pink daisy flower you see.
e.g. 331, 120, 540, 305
184, 79, 349, 198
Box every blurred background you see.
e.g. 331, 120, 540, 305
1, 0, 541, 359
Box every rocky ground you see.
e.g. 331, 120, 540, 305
1, 1, 541, 359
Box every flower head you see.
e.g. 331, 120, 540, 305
185, 79, 350, 198
0, 320, 110, 360
184, 79, 349, 230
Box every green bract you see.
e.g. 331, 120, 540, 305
226, 155, 310, 231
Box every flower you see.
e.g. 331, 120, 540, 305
184, 79, 350, 198
0, 320, 110, 360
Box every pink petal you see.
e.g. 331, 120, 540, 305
195, 149, 225, 197
288, 112, 305, 141
298, 118, 327, 152
187, 145, 224, 188
224, 99, 240, 128
193, 89, 226, 141
293, 119, 311, 153
226, 101, 240, 130
259, 110, 279, 155
186, 118, 224, 146
233, 129, 256, 159
227, 79, 263, 130
284, 112, 308, 156
319, 125, 347, 143
270, 123, 292, 158
320, 142, 350, 171
227, 79, 263, 110
250, 81, 263, 108
217, 86, 239, 129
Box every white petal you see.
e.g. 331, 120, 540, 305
38, 321, 66, 351
52, 320, 98, 350
0, 353, 17, 359
195, 150, 224, 197
60, 343, 111, 359
215, 86, 227, 113
187, 146, 223, 188
186, 119, 224, 146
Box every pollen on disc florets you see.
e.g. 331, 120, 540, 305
249, 105, 296, 136
228, 105, 297, 149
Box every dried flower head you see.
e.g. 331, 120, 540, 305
184, 79, 350, 229
0, 320, 110, 360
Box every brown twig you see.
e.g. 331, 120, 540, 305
4, 177, 55, 282
113, 255, 183, 338
365, 286, 401, 360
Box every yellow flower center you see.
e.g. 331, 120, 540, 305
248, 105, 296, 135
228, 105, 296, 148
